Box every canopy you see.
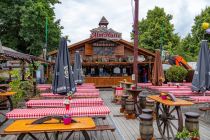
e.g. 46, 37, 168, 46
52, 37, 76, 95
191, 40, 210, 92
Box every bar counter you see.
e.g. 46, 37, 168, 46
85, 76, 132, 87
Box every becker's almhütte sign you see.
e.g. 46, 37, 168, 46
90, 28, 122, 40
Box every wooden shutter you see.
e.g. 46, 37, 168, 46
85, 43, 93, 55
115, 45, 124, 56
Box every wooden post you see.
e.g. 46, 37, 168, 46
133, 0, 139, 84
21, 60, 25, 81
32, 61, 37, 96
8, 66, 12, 82
148, 56, 152, 82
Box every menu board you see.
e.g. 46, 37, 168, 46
93, 46, 114, 55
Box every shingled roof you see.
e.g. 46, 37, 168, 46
0, 44, 49, 63
99, 16, 109, 26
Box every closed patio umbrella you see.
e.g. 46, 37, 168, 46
192, 40, 210, 92
74, 51, 84, 85
152, 50, 165, 86
52, 37, 76, 95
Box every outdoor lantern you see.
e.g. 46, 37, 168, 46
202, 22, 209, 30
206, 28, 210, 34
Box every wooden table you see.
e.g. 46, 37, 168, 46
148, 95, 193, 140
127, 89, 143, 115
0, 84, 9, 91
3, 117, 95, 140
119, 81, 134, 95
119, 81, 134, 89
0, 92, 16, 110
0, 92, 16, 126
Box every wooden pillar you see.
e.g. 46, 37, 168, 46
32, 61, 37, 96
8, 66, 12, 82
21, 60, 25, 81
148, 56, 153, 82
133, 0, 139, 84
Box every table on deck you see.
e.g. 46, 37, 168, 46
0, 92, 16, 126
127, 89, 143, 115
3, 117, 95, 140
0, 92, 16, 110
0, 84, 9, 91
148, 95, 193, 140
119, 81, 134, 89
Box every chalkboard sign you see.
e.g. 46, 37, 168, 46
93, 46, 114, 55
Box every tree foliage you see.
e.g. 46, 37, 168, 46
177, 7, 210, 61
132, 7, 180, 53
176, 7, 210, 61
0, 0, 62, 56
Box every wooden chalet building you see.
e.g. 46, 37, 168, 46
49, 17, 155, 87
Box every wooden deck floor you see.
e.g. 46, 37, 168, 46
100, 89, 210, 140
1, 89, 210, 140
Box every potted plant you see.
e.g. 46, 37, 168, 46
175, 128, 191, 140
190, 129, 200, 140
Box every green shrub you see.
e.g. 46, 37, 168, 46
166, 66, 188, 82
9, 69, 34, 108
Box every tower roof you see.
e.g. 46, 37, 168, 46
99, 16, 109, 26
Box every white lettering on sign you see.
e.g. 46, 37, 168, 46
90, 32, 122, 40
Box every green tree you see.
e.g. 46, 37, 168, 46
132, 7, 180, 53
186, 7, 210, 60
0, 0, 62, 56
175, 34, 198, 61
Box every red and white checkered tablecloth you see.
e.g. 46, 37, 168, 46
168, 91, 210, 97
37, 84, 52, 88
148, 86, 190, 88
40, 92, 99, 98
26, 98, 104, 108
189, 96, 210, 103
37, 84, 96, 89
77, 86, 96, 89
6, 106, 110, 119
76, 89, 99, 93
40, 93, 65, 98
74, 92, 99, 97
37, 87, 51, 91
153, 87, 191, 91
137, 83, 192, 88
81, 83, 95, 86
115, 87, 123, 96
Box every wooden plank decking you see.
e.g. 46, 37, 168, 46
1, 89, 210, 140
100, 89, 210, 140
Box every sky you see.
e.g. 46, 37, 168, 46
54, 0, 210, 44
